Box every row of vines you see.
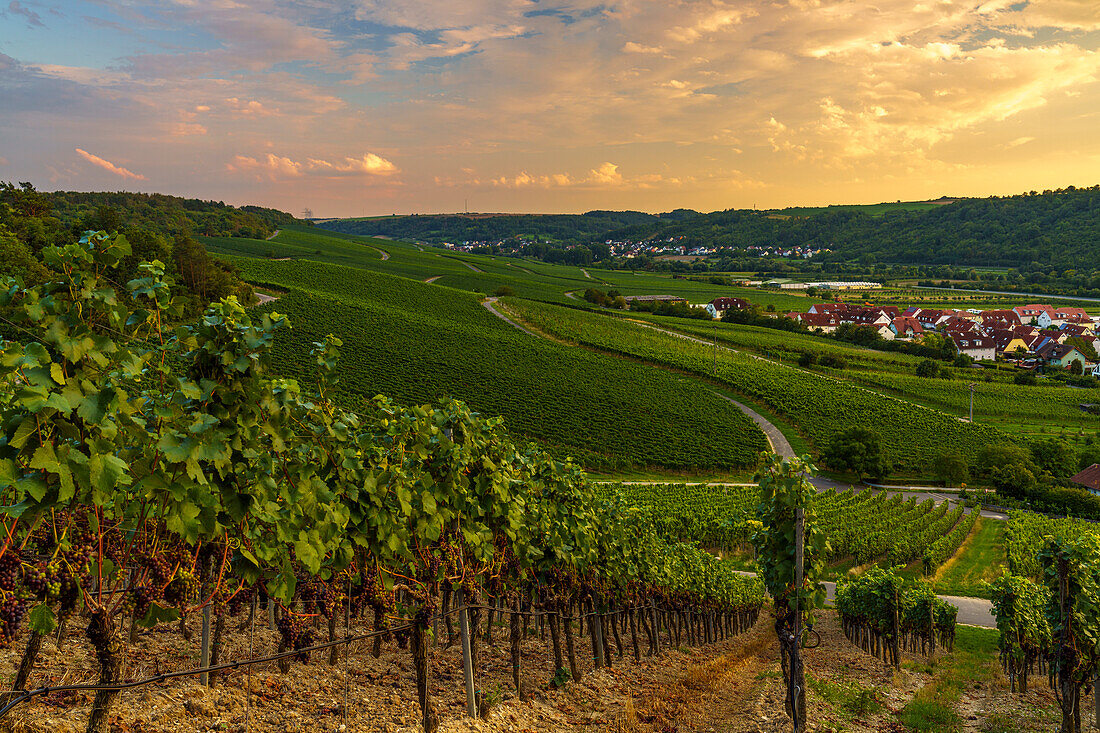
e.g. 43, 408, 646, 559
0, 232, 765, 732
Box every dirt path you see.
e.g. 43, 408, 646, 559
369, 246, 390, 261
485, 299, 793, 457
461, 260, 482, 272
482, 297, 537, 336
255, 292, 281, 305
581, 268, 592, 279
266, 229, 280, 240
424, 275, 442, 283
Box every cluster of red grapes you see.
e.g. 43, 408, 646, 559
276, 612, 316, 663
0, 596, 30, 646
0, 551, 21, 593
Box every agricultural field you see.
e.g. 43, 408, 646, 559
501, 297, 1006, 474
606, 483, 981, 581
615, 313, 1100, 439
229, 257, 769, 472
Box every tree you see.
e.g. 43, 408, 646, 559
915, 359, 941, 378
822, 427, 888, 482
1030, 438, 1079, 479
933, 450, 969, 487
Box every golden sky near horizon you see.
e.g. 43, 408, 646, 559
2, 0, 1100, 216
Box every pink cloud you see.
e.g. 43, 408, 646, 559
226, 152, 398, 180
75, 148, 147, 180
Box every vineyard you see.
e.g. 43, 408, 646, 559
229, 257, 769, 471
501, 298, 1007, 472
0, 232, 766, 732
604, 483, 980, 577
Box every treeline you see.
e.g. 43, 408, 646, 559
318, 209, 698, 246
0, 182, 300, 316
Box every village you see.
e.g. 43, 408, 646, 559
695, 297, 1100, 375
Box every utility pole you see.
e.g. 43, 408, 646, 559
713, 322, 717, 375
968, 383, 976, 423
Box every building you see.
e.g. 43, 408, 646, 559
949, 333, 996, 360
1070, 464, 1100, 495
1035, 342, 1087, 370
709, 297, 749, 318
890, 316, 924, 339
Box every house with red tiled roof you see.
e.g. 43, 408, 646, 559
797, 312, 840, 333
987, 328, 1030, 357
708, 297, 749, 318
1070, 464, 1100, 495
1040, 307, 1092, 329
890, 316, 924, 339
1014, 304, 1055, 324
980, 309, 1021, 325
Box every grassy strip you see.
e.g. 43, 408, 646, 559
931, 517, 1006, 600
897, 625, 1000, 731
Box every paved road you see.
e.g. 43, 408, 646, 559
266, 229, 280, 240
369, 245, 390, 261
714, 394, 794, 458
460, 260, 482, 272
819, 582, 994, 628
482, 297, 537, 336
255, 292, 280, 305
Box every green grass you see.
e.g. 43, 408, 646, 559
806, 673, 884, 721
932, 518, 1006, 599
897, 625, 1000, 732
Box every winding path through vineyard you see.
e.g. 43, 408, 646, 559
484, 298, 794, 456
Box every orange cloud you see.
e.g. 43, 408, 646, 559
227, 152, 398, 180
74, 148, 147, 180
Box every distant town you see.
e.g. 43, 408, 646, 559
667, 296, 1100, 375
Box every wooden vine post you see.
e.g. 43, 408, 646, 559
457, 588, 478, 718
791, 506, 805, 733
752, 454, 827, 733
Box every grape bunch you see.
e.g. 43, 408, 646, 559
277, 613, 316, 664
0, 551, 21, 593
21, 562, 49, 599
122, 584, 154, 620
163, 569, 199, 607
0, 596, 30, 647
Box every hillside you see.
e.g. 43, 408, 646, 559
319, 185, 1100, 269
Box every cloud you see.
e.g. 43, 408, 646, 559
6, 1, 43, 28
168, 122, 207, 136
0, 156, 8, 165
75, 148, 147, 180
227, 152, 398, 180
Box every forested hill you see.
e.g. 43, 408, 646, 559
319, 209, 699, 244
0, 182, 304, 315
44, 189, 300, 240
322, 186, 1100, 268
604, 186, 1100, 268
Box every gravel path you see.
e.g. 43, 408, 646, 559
482, 297, 537, 336
424, 275, 441, 283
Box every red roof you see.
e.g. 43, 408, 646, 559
1070, 464, 1100, 492
710, 297, 748, 310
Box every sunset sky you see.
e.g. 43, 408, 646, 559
2, 0, 1099, 217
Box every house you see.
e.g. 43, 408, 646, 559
1069, 464, 1100, 495
809, 302, 851, 316
980, 309, 1022, 326
949, 333, 996, 360
988, 328, 1030, 357
1013, 304, 1054, 324
940, 316, 979, 335
1038, 307, 1091, 329
914, 309, 955, 330
712, 294, 748, 312
890, 316, 924, 339
797, 313, 840, 333
1035, 342, 1087, 370
1062, 323, 1096, 338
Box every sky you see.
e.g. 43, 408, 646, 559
1, 1, 1099, 217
